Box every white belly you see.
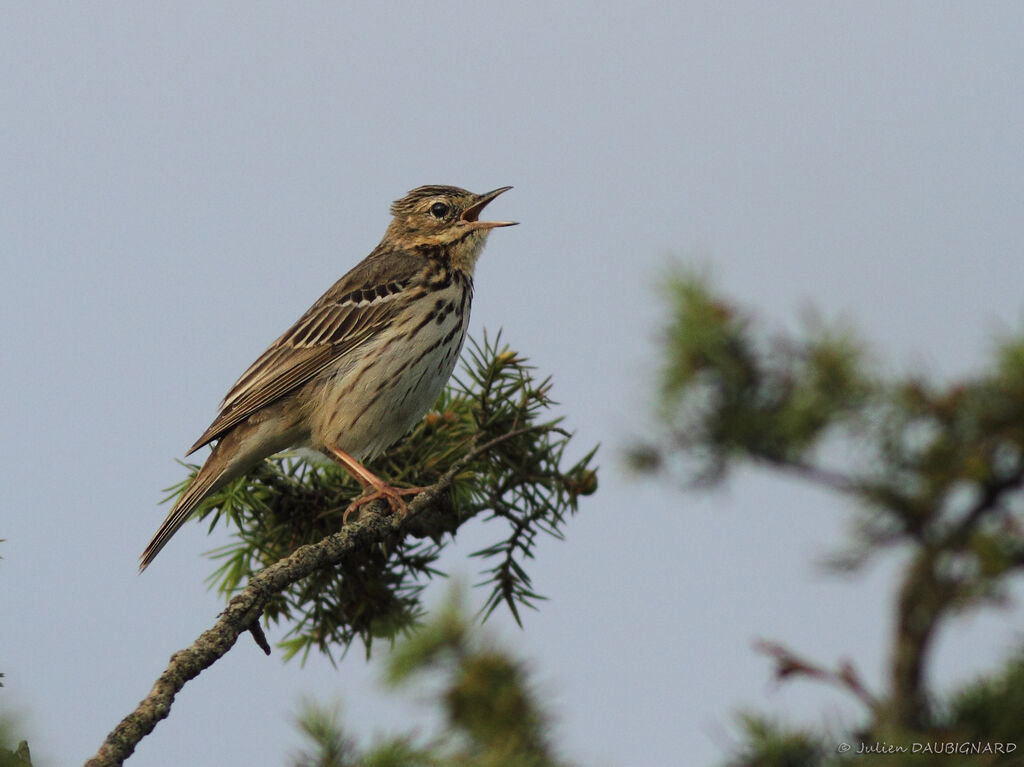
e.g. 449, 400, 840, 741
308, 283, 469, 460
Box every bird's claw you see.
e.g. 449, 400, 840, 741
343, 484, 423, 524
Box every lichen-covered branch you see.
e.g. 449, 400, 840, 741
86, 492, 433, 766
86, 425, 537, 767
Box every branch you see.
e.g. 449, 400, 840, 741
950, 461, 1024, 545
755, 639, 877, 712
85, 429, 531, 767
758, 455, 861, 495
890, 548, 953, 729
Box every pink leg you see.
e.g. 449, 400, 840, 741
327, 446, 424, 522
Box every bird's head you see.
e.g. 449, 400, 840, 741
384, 185, 516, 270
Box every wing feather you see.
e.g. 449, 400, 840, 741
186, 249, 426, 454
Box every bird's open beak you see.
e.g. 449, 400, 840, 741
462, 186, 518, 229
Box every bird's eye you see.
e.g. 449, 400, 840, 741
430, 202, 450, 219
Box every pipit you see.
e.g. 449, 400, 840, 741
140, 185, 515, 571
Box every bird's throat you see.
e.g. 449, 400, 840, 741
413, 228, 490, 274
447, 229, 490, 273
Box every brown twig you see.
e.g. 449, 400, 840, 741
248, 622, 271, 655
755, 639, 877, 712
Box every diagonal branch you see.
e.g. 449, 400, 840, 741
755, 639, 877, 712
85, 427, 535, 767
950, 461, 1024, 545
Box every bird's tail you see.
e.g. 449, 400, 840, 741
138, 453, 232, 571
138, 426, 272, 571
140, 411, 307, 571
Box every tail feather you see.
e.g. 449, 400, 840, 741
140, 408, 308, 572
138, 458, 231, 571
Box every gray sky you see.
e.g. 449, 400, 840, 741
3, 3, 1023, 765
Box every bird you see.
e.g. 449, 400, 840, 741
139, 185, 516, 571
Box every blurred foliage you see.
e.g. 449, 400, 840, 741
0, 715, 31, 767
722, 715, 824, 767
1, 539, 4, 687
165, 333, 597, 662
288, 591, 570, 767
1, 552, 31, 767
718, 650, 1024, 767
634, 271, 1024, 765
0, 744, 31, 767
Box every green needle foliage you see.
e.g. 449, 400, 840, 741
289, 591, 570, 767
165, 332, 597, 663
635, 270, 1024, 766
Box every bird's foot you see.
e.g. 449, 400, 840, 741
343, 483, 424, 524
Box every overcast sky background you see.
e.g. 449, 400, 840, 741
3, 3, 1024, 766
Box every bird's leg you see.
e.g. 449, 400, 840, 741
326, 446, 425, 523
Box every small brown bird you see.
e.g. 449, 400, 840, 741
140, 185, 515, 571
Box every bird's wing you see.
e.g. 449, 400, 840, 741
186, 251, 421, 454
